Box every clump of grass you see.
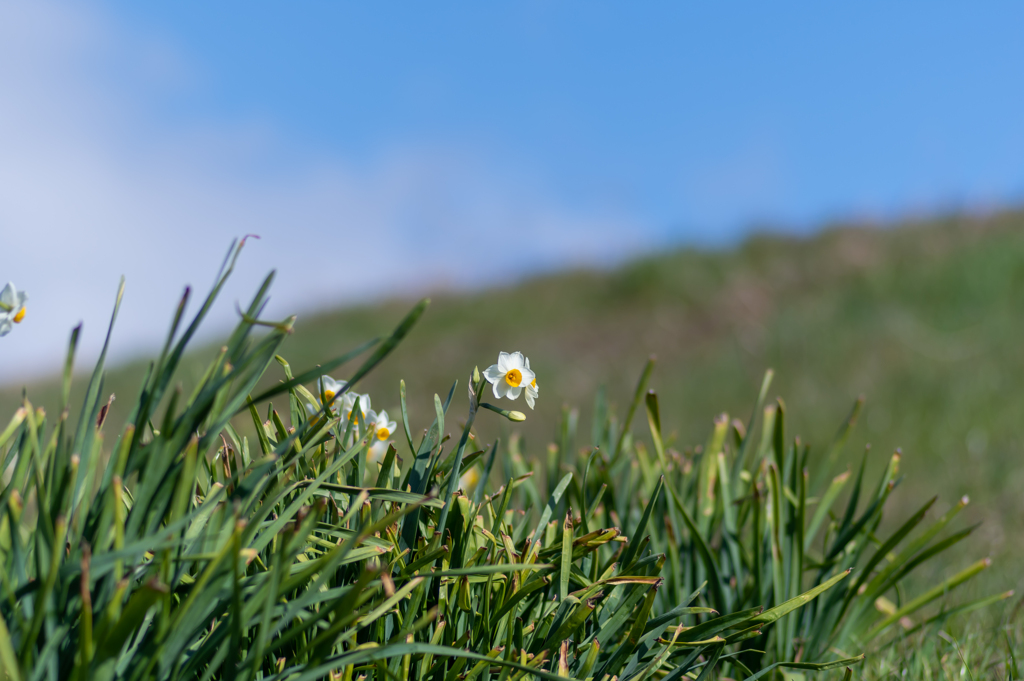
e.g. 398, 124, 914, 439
533, 360, 1010, 671
0, 241, 997, 680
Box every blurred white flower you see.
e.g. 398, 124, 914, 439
342, 393, 372, 426
366, 409, 397, 464
371, 409, 397, 442
524, 357, 539, 410
317, 375, 348, 411
483, 351, 535, 401
304, 401, 323, 426
368, 439, 389, 464
0, 282, 28, 337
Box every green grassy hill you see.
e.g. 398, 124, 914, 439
5, 210, 1024, 590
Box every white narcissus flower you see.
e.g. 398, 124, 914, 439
371, 410, 397, 443
0, 282, 28, 337
304, 402, 324, 426
342, 393, 372, 426
524, 357, 539, 410
317, 375, 348, 411
367, 409, 397, 464
483, 351, 536, 401
368, 438, 389, 464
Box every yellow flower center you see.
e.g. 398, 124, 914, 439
324, 389, 335, 402
376, 427, 390, 441
13, 307, 25, 324
530, 378, 537, 388
504, 369, 522, 387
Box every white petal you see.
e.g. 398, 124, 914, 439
494, 380, 509, 399
16, 291, 27, 306
525, 391, 535, 409
507, 386, 522, 400
518, 367, 536, 387
497, 352, 512, 372
365, 409, 378, 426
368, 440, 388, 464
387, 420, 397, 432
508, 352, 525, 370
483, 364, 503, 384
0, 283, 14, 307
376, 409, 390, 425
525, 357, 531, 370
360, 394, 372, 413
322, 376, 346, 394
0, 318, 11, 336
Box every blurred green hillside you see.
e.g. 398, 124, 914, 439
5, 211, 1024, 589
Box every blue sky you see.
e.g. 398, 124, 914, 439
2, 1, 1024, 380
108, 2, 1024, 229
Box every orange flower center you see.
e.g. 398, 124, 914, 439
376, 427, 390, 441
504, 369, 522, 387
530, 378, 537, 388
13, 307, 25, 324
324, 389, 335, 402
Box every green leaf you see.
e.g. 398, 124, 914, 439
269, 643, 573, 681
93, 580, 166, 665
560, 512, 573, 601
804, 469, 850, 551
0, 610, 22, 681
743, 655, 865, 681
613, 356, 655, 460
843, 495, 938, 609
676, 606, 763, 643
310, 483, 443, 507
754, 568, 852, 625
619, 476, 664, 571
667, 482, 726, 611
865, 558, 992, 640
529, 473, 573, 544
434, 564, 553, 577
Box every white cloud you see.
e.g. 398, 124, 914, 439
0, 0, 650, 384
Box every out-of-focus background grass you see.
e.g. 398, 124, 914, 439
6, 210, 1023, 590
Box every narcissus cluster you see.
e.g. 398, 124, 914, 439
305, 351, 540, 469
308, 375, 394, 462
